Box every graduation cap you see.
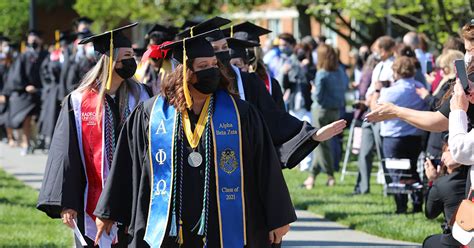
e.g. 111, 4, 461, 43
28, 29, 43, 37
181, 19, 201, 31
76, 30, 93, 40
222, 21, 271, 43
176, 16, 231, 40
162, 29, 219, 108
147, 24, 179, 37
133, 47, 147, 57
78, 22, 138, 90
79, 22, 137, 54
0, 35, 11, 43
227, 38, 259, 61
75, 16, 94, 26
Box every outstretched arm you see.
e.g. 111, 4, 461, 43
365, 103, 448, 132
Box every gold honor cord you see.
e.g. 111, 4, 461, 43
106, 31, 114, 90
182, 38, 193, 109
182, 96, 211, 149
55, 30, 60, 50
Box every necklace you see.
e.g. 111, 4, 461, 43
182, 96, 211, 167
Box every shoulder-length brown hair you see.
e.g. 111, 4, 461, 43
316, 44, 338, 71
160, 60, 237, 111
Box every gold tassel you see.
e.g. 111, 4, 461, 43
190, 26, 194, 38
106, 31, 114, 90
230, 25, 234, 38
20, 41, 25, 53
178, 219, 184, 245
182, 38, 192, 109
55, 30, 60, 50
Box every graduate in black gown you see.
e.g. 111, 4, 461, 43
137, 24, 178, 95
3, 30, 48, 155
222, 21, 285, 110
94, 30, 295, 248
37, 31, 76, 149
176, 17, 346, 168
0, 35, 13, 143
66, 31, 96, 93
37, 23, 151, 248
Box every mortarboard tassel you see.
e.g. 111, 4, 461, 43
190, 26, 194, 38
20, 41, 25, 53
230, 25, 234, 38
182, 38, 193, 108
55, 30, 60, 50
106, 31, 114, 90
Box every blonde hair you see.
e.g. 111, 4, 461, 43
74, 48, 140, 121
437, 49, 464, 75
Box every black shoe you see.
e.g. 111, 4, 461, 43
395, 209, 407, 214
412, 205, 423, 213
352, 190, 369, 195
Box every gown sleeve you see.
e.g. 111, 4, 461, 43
94, 102, 148, 226
37, 96, 86, 218
243, 72, 319, 169
270, 77, 286, 111
245, 103, 297, 230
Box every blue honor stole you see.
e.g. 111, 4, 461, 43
145, 97, 176, 247
212, 90, 247, 247
145, 90, 246, 247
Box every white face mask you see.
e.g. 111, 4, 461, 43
85, 46, 95, 58
465, 52, 472, 65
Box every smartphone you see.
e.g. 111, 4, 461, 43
455, 59, 470, 94
430, 159, 441, 167
426, 60, 433, 74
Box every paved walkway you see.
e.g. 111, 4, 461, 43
0, 143, 420, 247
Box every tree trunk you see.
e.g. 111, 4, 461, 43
296, 4, 311, 39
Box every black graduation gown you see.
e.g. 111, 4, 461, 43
236, 69, 319, 168
3, 49, 47, 128
94, 95, 297, 248
143, 64, 163, 96
38, 57, 62, 140
0, 63, 10, 126
37, 86, 148, 247
269, 76, 285, 111
58, 47, 74, 100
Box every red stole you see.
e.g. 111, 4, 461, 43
80, 90, 105, 221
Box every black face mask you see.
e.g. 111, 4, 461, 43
115, 58, 137, 79
215, 51, 231, 67
29, 42, 39, 49
193, 67, 220, 95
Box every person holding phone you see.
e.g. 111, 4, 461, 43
423, 142, 467, 248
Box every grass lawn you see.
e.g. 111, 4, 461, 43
283, 166, 442, 244
0, 169, 72, 247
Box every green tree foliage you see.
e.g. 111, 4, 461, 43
285, 0, 473, 48
74, 0, 267, 31
0, 1, 29, 42
73, 0, 132, 30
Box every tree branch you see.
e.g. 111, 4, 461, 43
390, 15, 418, 31
333, 9, 371, 44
